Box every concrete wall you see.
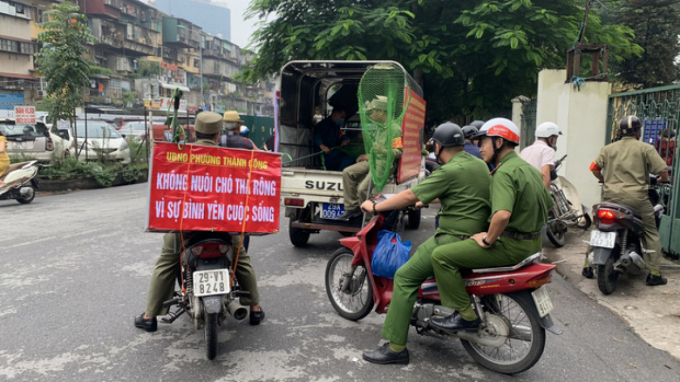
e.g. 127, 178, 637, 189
534, 69, 611, 211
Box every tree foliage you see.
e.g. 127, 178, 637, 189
242, 0, 642, 122
36, 2, 96, 128
608, 0, 680, 88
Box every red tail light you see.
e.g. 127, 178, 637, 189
46, 137, 54, 151
597, 209, 617, 225
527, 273, 553, 289
189, 241, 229, 259
284, 198, 304, 207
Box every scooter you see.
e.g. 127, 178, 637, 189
588, 177, 666, 295
325, 206, 562, 374
545, 155, 592, 247
161, 232, 250, 360
0, 160, 39, 204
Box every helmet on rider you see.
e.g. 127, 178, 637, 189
239, 125, 249, 136
619, 115, 642, 136
535, 122, 562, 138
462, 125, 478, 140
470, 120, 485, 129
431, 122, 464, 162
475, 118, 520, 163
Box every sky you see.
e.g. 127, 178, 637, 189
216, 0, 258, 48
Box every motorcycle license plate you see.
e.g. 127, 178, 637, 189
193, 269, 230, 297
531, 286, 554, 318
321, 203, 345, 219
590, 230, 617, 249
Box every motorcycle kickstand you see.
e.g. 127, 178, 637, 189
160, 308, 186, 324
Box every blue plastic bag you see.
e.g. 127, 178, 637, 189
371, 230, 412, 279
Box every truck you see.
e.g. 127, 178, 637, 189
275, 61, 427, 247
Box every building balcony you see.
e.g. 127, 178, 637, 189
162, 17, 201, 49
84, 0, 121, 20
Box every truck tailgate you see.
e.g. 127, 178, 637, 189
281, 167, 345, 198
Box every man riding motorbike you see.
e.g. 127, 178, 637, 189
584, 115, 670, 285
520, 122, 562, 188
358, 123, 491, 365
135, 111, 264, 332
429, 118, 553, 333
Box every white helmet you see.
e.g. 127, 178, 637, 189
535, 122, 562, 138
239, 125, 249, 135
476, 118, 521, 144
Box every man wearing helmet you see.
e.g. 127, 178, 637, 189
520, 122, 562, 188
429, 118, 553, 334
586, 116, 670, 286
359, 123, 491, 365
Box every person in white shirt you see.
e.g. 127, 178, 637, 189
520, 122, 562, 188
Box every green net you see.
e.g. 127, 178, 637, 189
358, 63, 406, 192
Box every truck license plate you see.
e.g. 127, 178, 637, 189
590, 230, 617, 249
321, 203, 345, 219
193, 269, 230, 297
531, 286, 554, 318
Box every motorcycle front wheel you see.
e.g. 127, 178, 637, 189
204, 308, 218, 360
546, 211, 566, 247
325, 248, 374, 321
461, 292, 546, 374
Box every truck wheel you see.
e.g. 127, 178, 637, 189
406, 208, 421, 230
289, 218, 310, 247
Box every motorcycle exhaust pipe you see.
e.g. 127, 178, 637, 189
226, 301, 248, 321
629, 251, 645, 270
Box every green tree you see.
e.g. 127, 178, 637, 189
242, 0, 641, 122
36, 1, 96, 158
611, 0, 680, 87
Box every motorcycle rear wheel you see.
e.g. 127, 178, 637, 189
461, 292, 546, 374
325, 248, 374, 321
16, 185, 35, 204
597, 256, 619, 295
204, 309, 218, 360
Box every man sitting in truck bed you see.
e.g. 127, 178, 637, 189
314, 107, 354, 171
337, 96, 403, 220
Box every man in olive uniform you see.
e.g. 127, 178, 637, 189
430, 118, 553, 333
135, 112, 264, 332
585, 115, 670, 285
337, 96, 403, 220
360, 123, 491, 365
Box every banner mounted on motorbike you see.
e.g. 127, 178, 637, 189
146, 142, 282, 233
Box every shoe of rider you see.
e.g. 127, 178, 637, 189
430, 118, 553, 329
360, 122, 491, 364
589, 115, 670, 286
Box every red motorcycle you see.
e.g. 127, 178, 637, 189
325, 211, 562, 374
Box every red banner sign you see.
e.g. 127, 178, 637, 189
398, 87, 426, 182
147, 142, 282, 233
14, 106, 36, 124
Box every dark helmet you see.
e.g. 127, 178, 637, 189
470, 120, 485, 129
431, 122, 465, 147
619, 115, 642, 136
462, 125, 478, 140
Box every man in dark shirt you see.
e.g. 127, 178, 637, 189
314, 108, 354, 171
221, 110, 258, 150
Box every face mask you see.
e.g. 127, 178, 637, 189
336, 118, 345, 127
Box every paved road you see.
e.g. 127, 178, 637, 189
1, 184, 680, 382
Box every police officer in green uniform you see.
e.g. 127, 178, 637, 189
430, 118, 553, 333
135, 111, 264, 332
584, 115, 670, 286
337, 96, 403, 220
360, 123, 491, 365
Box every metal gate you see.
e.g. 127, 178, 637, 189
520, 98, 537, 150
606, 85, 680, 258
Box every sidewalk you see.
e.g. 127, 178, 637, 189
542, 228, 680, 360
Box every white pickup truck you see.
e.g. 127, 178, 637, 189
274, 61, 427, 247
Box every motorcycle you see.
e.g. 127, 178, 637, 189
161, 232, 250, 360
325, 205, 562, 374
545, 155, 592, 247
0, 160, 38, 204
588, 177, 667, 295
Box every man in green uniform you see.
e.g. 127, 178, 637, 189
360, 123, 491, 365
336, 96, 403, 220
430, 118, 553, 333
135, 111, 264, 332
584, 115, 670, 285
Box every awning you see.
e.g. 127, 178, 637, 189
159, 82, 190, 92
0, 72, 35, 80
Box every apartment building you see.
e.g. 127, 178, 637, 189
0, 0, 38, 103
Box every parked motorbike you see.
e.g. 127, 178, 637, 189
325, 206, 562, 374
0, 160, 38, 204
588, 177, 666, 295
161, 232, 250, 360
545, 155, 592, 247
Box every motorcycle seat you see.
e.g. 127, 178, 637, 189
0, 162, 29, 180
470, 253, 541, 274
